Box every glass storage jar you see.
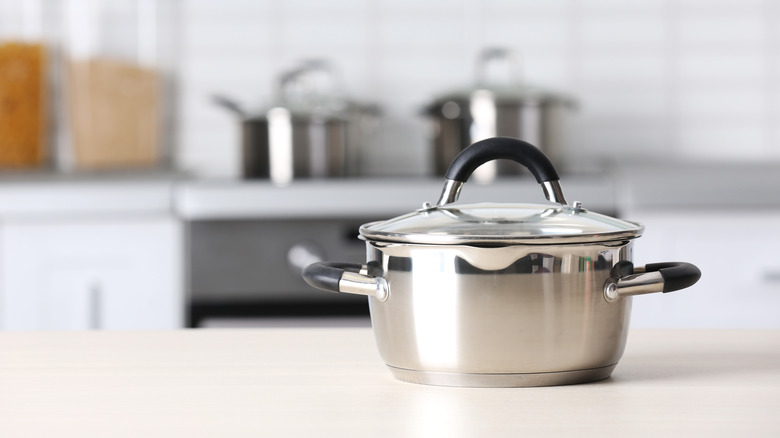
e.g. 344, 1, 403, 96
62, 0, 177, 170
0, 0, 50, 169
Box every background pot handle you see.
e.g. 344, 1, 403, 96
436, 136, 567, 206
604, 262, 701, 303
302, 262, 389, 302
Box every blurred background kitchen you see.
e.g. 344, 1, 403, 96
0, 0, 778, 330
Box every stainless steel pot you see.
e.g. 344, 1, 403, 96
216, 61, 379, 184
303, 137, 701, 387
425, 49, 575, 180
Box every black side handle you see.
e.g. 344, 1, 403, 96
302, 262, 362, 293
444, 137, 560, 184
646, 262, 702, 293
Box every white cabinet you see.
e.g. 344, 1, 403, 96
0, 217, 183, 330
626, 210, 780, 329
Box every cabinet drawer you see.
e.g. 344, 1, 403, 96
627, 211, 780, 328
0, 217, 182, 330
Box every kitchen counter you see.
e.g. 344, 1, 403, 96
175, 175, 617, 220
0, 329, 778, 437
0, 171, 181, 219
614, 161, 780, 210
2, 160, 779, 220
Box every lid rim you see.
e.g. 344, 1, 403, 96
358, 203, 645, 245
359, 222, 645, 246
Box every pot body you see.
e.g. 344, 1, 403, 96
241, 114, 348, 182
428, 97, 569, 178
364, 239, 634, 387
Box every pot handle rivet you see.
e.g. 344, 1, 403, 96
604, 280, 620, 303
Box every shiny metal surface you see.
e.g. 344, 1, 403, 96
339, 271, 389, 302
437, 179, 566, 207
603, 271, 665, 303
362, 173, 641, 245
364, 240, 634, 386
216, 61, 380, 182
425, 58, 575, 179
542, 180, 567, 206
388, 364, 616, 388
426, 91, 574, 179
359, 203, 643, 245
435, 179, 464, 206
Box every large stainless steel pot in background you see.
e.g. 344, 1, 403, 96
425, 49, 575, 180
303, 137, 701, 387
216, 60, 380, 184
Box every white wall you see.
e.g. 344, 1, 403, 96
177, 0, 780, 178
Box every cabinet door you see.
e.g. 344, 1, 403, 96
0, 217, 182, 330
627, 211, 780, 329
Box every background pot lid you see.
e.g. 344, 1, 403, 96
359, 202, 644, 245
432, 84, 573, 103
424, 86, 575, 118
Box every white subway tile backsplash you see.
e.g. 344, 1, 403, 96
580, 0, 666, 15
580, 19, 666, 47
579, 85, 669, 118
183, 22, 274, 52
569, 118, 671, 158
678, 18, 764, 47
279, 0, 370, 14
185, 0, 269, 10
679, 122, 766, 160
482, 18, 569, 49
677, 0, 766, 16
678, 89, 765, 120
178, 122, 241, 178
377, 0, 466, 12
283, 20, 371, 51
579, 52, 667, 83
376, 51, 470, 104
483, 0, 568, 15
378, 17, 466, 48
518, 53, 570, 89
176, 0, 780, 177
677, 52, 765, 83
362, 116, 431, 176
181, 58, 277, 101
184, 1, 270, 21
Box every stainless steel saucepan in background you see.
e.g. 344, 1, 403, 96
424, 48, 576, 181
215, 60, 380, 184
303, 136, 701, 387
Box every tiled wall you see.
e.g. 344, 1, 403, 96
178, 0, 780, 178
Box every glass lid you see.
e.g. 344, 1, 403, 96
360, 202, 644, 245
359, 136, 645, 246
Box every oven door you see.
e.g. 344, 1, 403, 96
187, 218, 373, 327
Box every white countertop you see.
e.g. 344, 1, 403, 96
0, 171, 181, 219
1, 161, 779, 220
175, 175, 617, 220
0, 328, 778, 437
0, 173, 616, 220
615, 161, 780, 210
